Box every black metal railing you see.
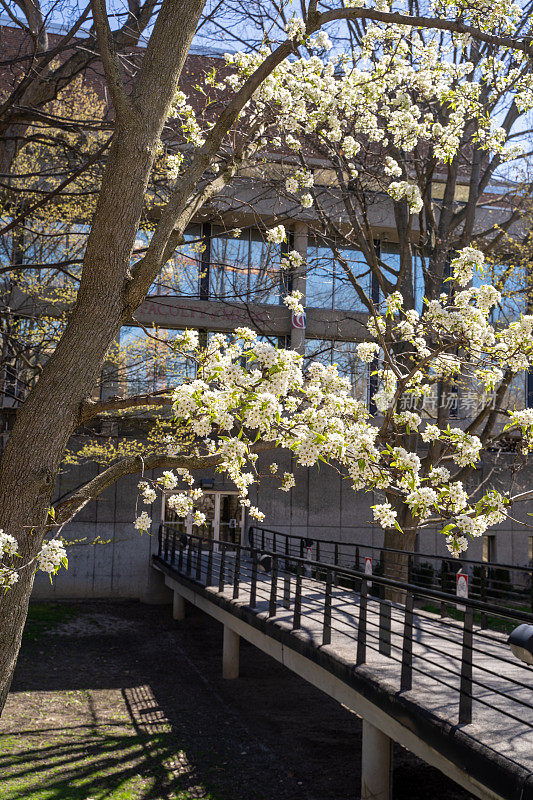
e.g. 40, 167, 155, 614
247, 525, 533, 616
157, 523, 533, 730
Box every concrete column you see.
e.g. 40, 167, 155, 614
222, 624, 240, 679
361, 719, 393, 800
141, 566, 173, 604
290, 222, 307, 355
173, 591, 186, 620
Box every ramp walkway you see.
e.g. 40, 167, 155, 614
152, 526, 533, 800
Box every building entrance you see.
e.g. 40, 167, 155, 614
163, 491, 244, 548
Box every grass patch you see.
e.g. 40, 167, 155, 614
0, 728, 223, 800
22, 603, 78, 641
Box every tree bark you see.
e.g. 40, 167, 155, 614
381, 499, 418, 603
0, 0, 205, 714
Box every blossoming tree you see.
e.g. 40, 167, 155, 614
127, 243, 531, 567
0, 0, 533, 714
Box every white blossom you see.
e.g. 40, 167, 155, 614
0, 530, 18, 559
38, 539, 68, 575
283, 290, 305, 315
356, 342, 380, 363
266, 225, 286, 244
281, 472, 296, 492
134, 512, 152, 532
372, 502, 397, 528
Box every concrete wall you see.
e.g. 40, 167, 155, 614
32, 451, 533, 601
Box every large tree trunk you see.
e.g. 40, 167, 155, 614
0, 0, 205, 714
381, 499, 418, 603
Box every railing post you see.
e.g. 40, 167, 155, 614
458, 606, 474, 724
250, 549, 258, 608
400, 592, 414, 691
195, 536, 202, 581
178, 535, 184, 572
407, 554, 413, 584
293, 563, 302, 629
186, 536, 192, 574
158, 525, 163, 558
233, 545, 241, 599
261, 529, 265, 550
379, 599, 392, 657
440, 559, 448, 618
357, 577, 368, 665
323, 569, 332, 646
206, 538, 213, 587
480, 565, 488, 629
269, 555, 278, 617
316, 540, 321, 564
171, 529, 176, 565
283, 567, 291, 609
218, 542, 226, 593
300, 538, 304, 559
334, 542, 339, 586
164, 527, 169, 561
273, 532, 277, 552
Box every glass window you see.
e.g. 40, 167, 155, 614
334, 341, 369, 402
119, 326, 195, 396
304, 338, 334, 368
249, 230, 281, 304
380, 243, 401, 288
210, 227, 250, 300
150, 224, 202, 297
380, 244, 427, 313
485, 262, 527, 323
306, 239, 334, 309
334, 247, 370, 310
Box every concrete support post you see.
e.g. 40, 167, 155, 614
222, 624, 240, 679
361, 719, 393, 800
290, 222, 307, 355
173, 591, 186, 620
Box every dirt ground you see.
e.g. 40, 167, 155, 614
0, 600, 475, 800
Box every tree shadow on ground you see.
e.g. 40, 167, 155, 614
1, 600, 475, 800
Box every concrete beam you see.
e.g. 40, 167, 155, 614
361, 719, 392, 800
223, 624, 240, 679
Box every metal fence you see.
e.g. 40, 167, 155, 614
157, 523, 533, 731
248, 525, 533, 617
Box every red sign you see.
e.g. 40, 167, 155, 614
365, 556, 372, 588
291, 311, 306, 329
456, 571, 468, 611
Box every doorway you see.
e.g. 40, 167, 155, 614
163, 491, 244, 547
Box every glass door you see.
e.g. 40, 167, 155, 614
163, 491, 243, 548
192, 492, 217, 545
218, 493, 244, 546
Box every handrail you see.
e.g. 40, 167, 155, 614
158, 524, 533, 623
157, 523, 533, 729
247, 524, 533, 575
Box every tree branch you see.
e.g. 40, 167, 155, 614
79, 390, 173, 423
53, 440, 277, 525
318, 8, 533, 55
90, 0, 133, 122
